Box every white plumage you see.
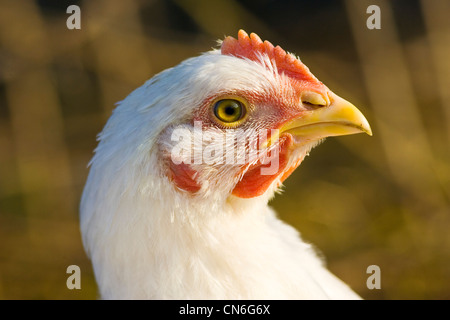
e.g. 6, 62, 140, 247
80, 31, 370, 299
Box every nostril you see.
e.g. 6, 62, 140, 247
301, 91, 328, 107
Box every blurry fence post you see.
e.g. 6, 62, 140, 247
0, 0, 75, 221
345, 0, 448, 208
84, 0, 152, 122
420, 0, 450, 153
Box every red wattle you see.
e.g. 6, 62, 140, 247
232, 135, 294, 198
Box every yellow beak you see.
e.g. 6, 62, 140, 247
263, 92, 372, 148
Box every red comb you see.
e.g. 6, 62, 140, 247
221, 30, 317, 82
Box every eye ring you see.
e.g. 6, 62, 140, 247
211, 97, 248, 127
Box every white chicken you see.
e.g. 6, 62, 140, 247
80, 30, 371, 299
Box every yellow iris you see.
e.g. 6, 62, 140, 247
213, 99, 245, 124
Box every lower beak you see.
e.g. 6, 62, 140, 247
263, 92, 372, 148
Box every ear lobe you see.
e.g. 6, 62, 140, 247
167, 161, 201, 193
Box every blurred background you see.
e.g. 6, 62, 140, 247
0, 0, 449, 299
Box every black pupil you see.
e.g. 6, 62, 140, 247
214, 99, 243, 122
225, 104, 237, 115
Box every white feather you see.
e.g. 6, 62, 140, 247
80, 49, 361, 299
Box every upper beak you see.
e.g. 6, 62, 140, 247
263, 92, 372, 148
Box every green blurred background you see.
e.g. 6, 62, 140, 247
0, 0, 449, 299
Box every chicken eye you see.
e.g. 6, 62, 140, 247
213, 99, 245, 123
